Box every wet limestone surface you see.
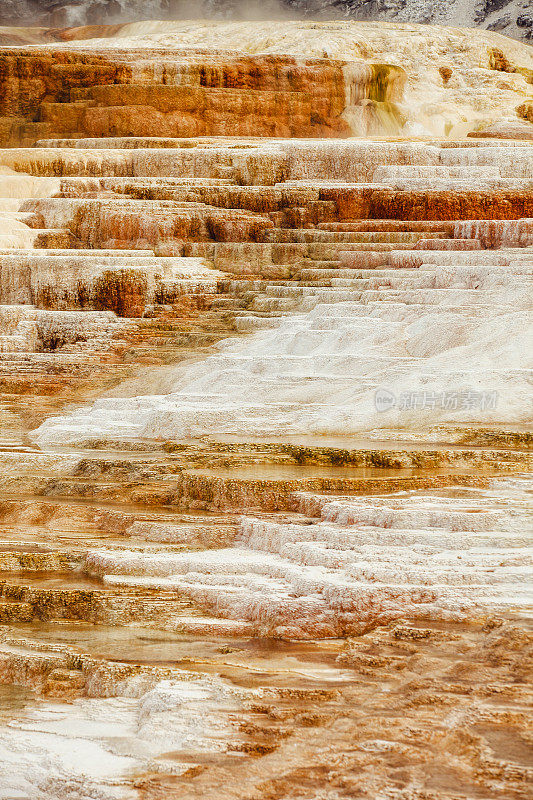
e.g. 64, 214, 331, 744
0, 16, 532, 800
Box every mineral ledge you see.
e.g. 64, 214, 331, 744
0, 17, 531, 800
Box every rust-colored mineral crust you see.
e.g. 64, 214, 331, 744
0, 48, 408, 146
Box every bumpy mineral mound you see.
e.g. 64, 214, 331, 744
1, 19, 532, 138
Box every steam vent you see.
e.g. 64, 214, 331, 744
0, 16, 531, 799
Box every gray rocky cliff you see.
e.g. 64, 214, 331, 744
1, 0, 531, 42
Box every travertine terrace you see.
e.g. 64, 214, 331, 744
0, 18, 531, 800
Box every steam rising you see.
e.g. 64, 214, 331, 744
0, 0, 342, 28
1, 0, 530, 44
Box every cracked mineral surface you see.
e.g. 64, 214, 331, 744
0, 15, 531, 800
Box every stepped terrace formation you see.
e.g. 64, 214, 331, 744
0, 18, 531, 800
